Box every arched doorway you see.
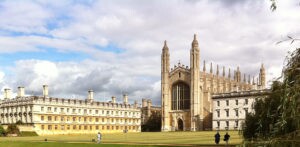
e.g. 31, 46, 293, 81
177, 119, 184, 131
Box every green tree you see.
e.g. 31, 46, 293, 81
243, 47, 300, 140
6, 124, 20, 135
0, 125, 6, 136
142, 111, 161, 132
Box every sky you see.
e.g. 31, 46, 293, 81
0, 0, 299, 105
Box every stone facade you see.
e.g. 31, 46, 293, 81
0, 85, 141, 135
161, 34, 266, 131
212, 90, 270, 130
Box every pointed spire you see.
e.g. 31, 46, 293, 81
192, 34, 198, 47
216, 64, 219, 76
203, 60, 206, 72
261, 63, 265, 69
252, 76, 255, 85
248, 75, 251, 84
210, 62, 213, 74
228, 68, 231, 78
222, 66, 225, 77
163, 40, 169, 50
243, 73, 246, 82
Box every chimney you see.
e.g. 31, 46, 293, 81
142, 99, 147, 107
17, 86, 25, 97
123, 94, 128, 105
4, 88, 12, 99
43, 85, 49, 98
134, 100, 138, 108
88, 90, 94, 102
112, 96, 116, 103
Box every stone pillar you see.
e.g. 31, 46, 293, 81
112, 96, 116, 103
17, 86, 25, 98
88, 90, 94, 102
43, 85, 49, 98
161, 40, 170, 131
123, 94, 128, 105
4, 88, 12, 99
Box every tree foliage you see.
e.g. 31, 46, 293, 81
0, 125, 6, 136
6, 124, 20, 135
141, 111, 162, 132
243, 47, 300, 140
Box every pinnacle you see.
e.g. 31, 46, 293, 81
192, 34, 198, 47
163, 40, 169, 50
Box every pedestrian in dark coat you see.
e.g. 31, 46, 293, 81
214, 131, 220, 144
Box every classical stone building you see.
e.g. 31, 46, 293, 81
0, 85, 141, 135
161, 34, 266, 131
212, 90, 270, 130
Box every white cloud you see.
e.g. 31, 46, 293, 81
0, 0, 300, 104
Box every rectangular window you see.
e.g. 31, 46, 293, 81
67, 125, 70, 130
54, 116, 57, 121
54, 107, 57, 112
41, 125, 44, 130
96, 110, 98, 114
245, 99, 248, 105
96, 118, 99, 122
41, 116, 44, 121
48, 125, 52, 130
90, 126, 92, 130
79, 109, 81, 113
235, 120, 239, 127
89, 110, 92, 114
107, 111, 109, 115
235, 109, 239, 117
217, 110, 220, 117
73, 117, 76, 122
89, 117, 92, 122
226, 121, 229, 127
79, 125, 81, 130
47, 107, 51, 111
84, 117, 87, 122
55, 125, 58, 130
226, 110, 229, 117
41, 107, 44, 111
73, 109, 76, 113
217, 121, 220, 127
73, 125, 76, 130
67, 108, 69, 113
235, 100, 238, 105
245, 108, 248, 115
61, 116, 64, 121
96, 126, 99, 130
61, 125, 65, 130
84, 109, 87, 114
226, 100, 229, 106
61, 108, 64, 113
84, 125, 88, 130
48, 116, 52, 121
217, 101, 220, 106
102, 118, 104, 122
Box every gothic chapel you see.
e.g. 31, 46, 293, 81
161, 34, 265, 131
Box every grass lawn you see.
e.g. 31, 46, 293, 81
0, 131, 243, 147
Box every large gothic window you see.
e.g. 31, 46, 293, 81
171, 82, 190, 110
